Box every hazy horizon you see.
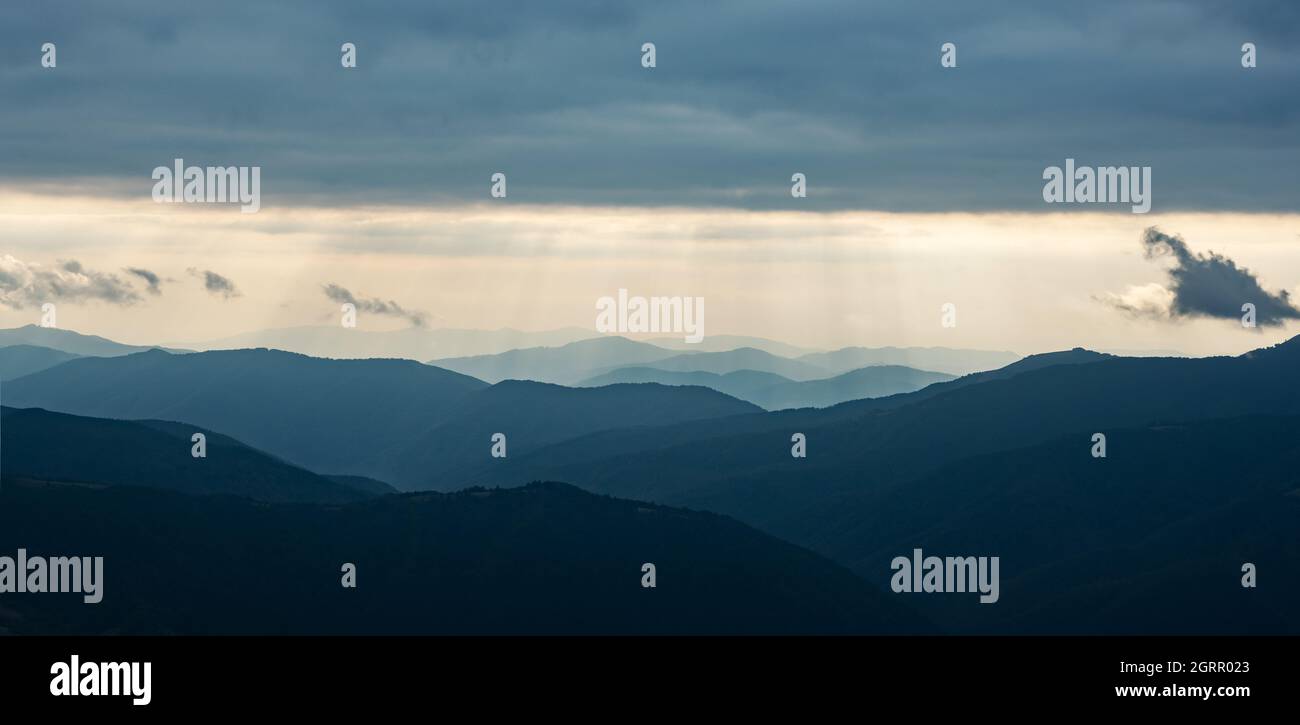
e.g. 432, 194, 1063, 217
4, 198, 1299, 358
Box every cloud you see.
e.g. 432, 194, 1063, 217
1101, 228, 1300, 327
0, 256, 142, 309
1095, 282, 1176, 321
125, 267, 163, 295
0, 1, 1297, 212
188, 268, 241, 300
322, 283, 428, 327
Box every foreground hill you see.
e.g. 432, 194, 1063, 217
818, 415, 1300, 634
1, 406, 383, 503
0, 479, 928, 635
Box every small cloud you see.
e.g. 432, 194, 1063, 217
188, 268, 241, 300
125, 267, 163, 295
0, 255, 141, 308
1095, 282, 1175, 321
1101, 228, 1300, 327
322, 283, 428, 327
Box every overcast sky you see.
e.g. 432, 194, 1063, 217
1, 1, 1298, 355
3, 0, 1298, 211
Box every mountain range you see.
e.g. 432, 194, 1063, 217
168, 325, 600, 361
0, 345, 759, 489
2, 325, 1296, 634
0, 324, 182, 357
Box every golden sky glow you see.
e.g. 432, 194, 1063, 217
3, 189, 1298, 356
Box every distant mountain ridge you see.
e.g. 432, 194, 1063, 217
434, 336, 1024, 386
752, 365, 955, 409
599, 347, 832, 381
642, 334, 819, 357
431, 336, 684, 385
0, 325, 186, 357
797, 346, 1021, 376
581, 364, 955, 410
0, 344, 80, 381
169, 325, 598, 361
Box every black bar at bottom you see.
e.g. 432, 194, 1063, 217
0, 635, 1286, 713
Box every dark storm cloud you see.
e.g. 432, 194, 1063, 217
125, 267, 162, 294
1, 0, 1297, 211
1136, 228, 1300, 326
322, 283, 427, 327
188, 268, 240, 299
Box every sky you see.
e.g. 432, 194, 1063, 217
1, 0, 1298, 356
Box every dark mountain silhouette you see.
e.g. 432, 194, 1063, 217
0, 479, 929, 635
797, 345, 1020, 376
0, 344, 80, 381
0, 324, 185, 357
807, 348, 1118, 416
2, 347, 760, 490
0, 406, 380, 504
459, 337, 1300, 630
467, 349, 1124, 486
431, 336, 682, 384
949, 347, 1114, 385
9, 328, 1298, 634
372, 380, 760, 489
323, 474, 399, 496
812, 415, 1300, 634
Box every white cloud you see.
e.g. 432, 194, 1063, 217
1095, 282, 1175, 320
0, 255, 141, 309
